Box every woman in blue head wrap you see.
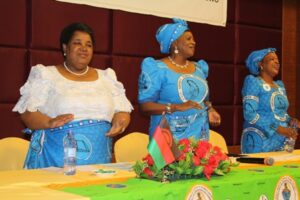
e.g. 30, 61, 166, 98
241, 48, 299, 153
138, 18, 221, 141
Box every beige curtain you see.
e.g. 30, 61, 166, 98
56, 0, 228, 27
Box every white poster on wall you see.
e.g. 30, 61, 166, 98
55, 0, 227, 27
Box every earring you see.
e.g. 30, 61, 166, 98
260, 66, 264, 71
63, 52, 66, 56
174, 46, 179, 54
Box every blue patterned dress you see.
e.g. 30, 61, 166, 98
138, 57, 210, 140
241, 75, 291, 153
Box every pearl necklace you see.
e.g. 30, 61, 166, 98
63, 62, 89, 76
168, 56, 189, 69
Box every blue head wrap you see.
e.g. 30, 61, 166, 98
245, 48, 276, 75
155, 18, 189, 54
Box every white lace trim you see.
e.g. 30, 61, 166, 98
249, 114, 260, 124
243, 95, 259, 102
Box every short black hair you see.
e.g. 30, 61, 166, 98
60, 23, 95, 55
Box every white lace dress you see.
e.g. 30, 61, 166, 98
13, 64, 133, 168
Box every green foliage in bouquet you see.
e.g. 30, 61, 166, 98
133, 138, 237, 181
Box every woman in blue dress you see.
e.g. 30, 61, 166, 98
241, 48, 299, 153
138, 18, 221, 141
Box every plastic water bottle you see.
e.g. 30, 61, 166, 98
63, 131, 77, 175
200, 127, 207, 141
284, 125, 297, 153
284, 137, 295, 153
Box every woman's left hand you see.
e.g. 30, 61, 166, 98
106, 112, 131, 137
289, 118, 300, 129
208, 108, 221, 127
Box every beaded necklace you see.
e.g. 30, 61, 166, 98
64, 62, 89, 76
168, 56, 189, 69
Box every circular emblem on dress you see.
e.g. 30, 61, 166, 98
185, 184, 212, 200
270, 91, 288, 121
262, 83, 271, 91
177, 74, 208, 103
274, 176, 298, 200
138, 72, 151, 93
71, 134, 92, 160
241, 127, 267, 153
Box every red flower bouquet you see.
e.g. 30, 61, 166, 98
133, 138, 235, 181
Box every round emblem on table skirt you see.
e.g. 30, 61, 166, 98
274, 175, 298, 200
259, 194, 268, 200
185, 184, 212, 200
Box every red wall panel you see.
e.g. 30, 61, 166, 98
31, 0, 111, 53
111, 56, 142, 104
236, 0, 282, 29
112, 10, 164, 57
190, 23, 235, 63
0, 104, 26, 138
0, 48, 27, 102
0, 0, 27, 47
207, 63, 235, 105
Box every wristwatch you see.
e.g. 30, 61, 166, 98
165, 103, 172, 114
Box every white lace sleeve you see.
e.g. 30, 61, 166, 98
12, 65, 51, 113
101, 68, 133, 113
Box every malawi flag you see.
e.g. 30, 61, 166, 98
147, 115, 179, 170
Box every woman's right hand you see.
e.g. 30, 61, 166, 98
47, 114, 74, 128
277, 126, 298, 140
21, 111, 74, 130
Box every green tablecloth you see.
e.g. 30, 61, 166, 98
62, 164, 300, 199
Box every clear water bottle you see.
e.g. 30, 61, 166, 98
200, 127, 207, 141
284, 137, 295, 153
63, 131, 77, 175
284, 125, 297, 153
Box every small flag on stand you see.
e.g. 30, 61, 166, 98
147, 114, 180, 170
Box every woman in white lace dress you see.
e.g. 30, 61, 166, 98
13, 23, 133, 169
